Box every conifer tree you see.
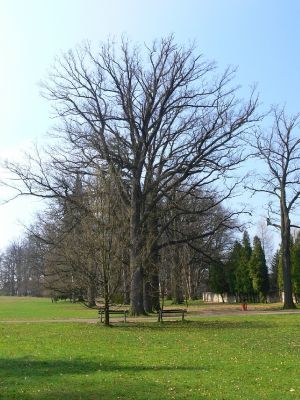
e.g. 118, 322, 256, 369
235, 231, 253, 301
277, 251, 283, 293
269, 250, 279, 296
242, 231, 252, 261
209, 260, 228, 302
225, 240, 242, 299
249, 236, 269, 302
278, 238, 294, 297
291, 232, 300, 303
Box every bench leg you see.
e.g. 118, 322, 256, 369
160, 310, 163, 323
158, 310, 163, 322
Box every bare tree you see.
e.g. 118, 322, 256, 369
158, 187, 237, 303
35, 169, 128, 323
0, 243, 19, 295
249, 108, 300, 308
3, 36, 258, 314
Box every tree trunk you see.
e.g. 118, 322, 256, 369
281, 202, 295, 309
87, 278, 96, 307
172, 250, 184, 304
170, 209, 184, 304
143, 278, 152, 313
103, 268, 110, 325
122, 261, 131, 305
130, 266, 145, 315
151, 271, 160, 311
104, 294, 110, 326
129, 180, 145, 315
143, 270, 160, 313
190, 267, 198, 300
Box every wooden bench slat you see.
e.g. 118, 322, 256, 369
98, 308, 129, 323
157, 309, 187, 322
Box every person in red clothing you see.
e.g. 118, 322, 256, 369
241, 297, 247, 311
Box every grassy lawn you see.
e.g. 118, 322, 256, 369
0, 297, 300, 399
0, 296, 97, 320
0, 296, 286, 321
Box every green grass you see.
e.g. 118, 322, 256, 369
0, 297, 300, 399
0, 296, 285, 321
0, 296, 96, 320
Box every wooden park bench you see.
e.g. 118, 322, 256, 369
98, 307, 129, 323
157, 308, 187, 322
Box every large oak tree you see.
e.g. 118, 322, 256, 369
3, 36, 258, 314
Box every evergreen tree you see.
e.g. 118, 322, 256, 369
225, 241, 242, 298
209, 260, 228, 302
278, 238, 294, 297
269, 250, 279, 296
291, 232, 300, 302
235, 231, 253, 301
242, 231, 252, 261
249, 236, 269, 302
277, 250, 283, 293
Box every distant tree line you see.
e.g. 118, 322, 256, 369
208, 230, 300, 304
2, 215, 300, 315
0, 237, 46, 297
0, 175, 236, 310
209, 231, 269, 302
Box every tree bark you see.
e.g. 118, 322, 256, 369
87, 278, 96, 307
281, 202, 295, 309
151, 271, 160, 311
172, 248, 184, 304
143, 278, 152, 313
130, 266, 144, 315
122, 260, 131, 305
143, 267, 160, 313
129, 178, 145, 315
104, 294, 110, 326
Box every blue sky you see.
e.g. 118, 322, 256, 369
0, 0, 299, 250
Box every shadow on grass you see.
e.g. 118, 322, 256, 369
1, 385, 209, 400
111, 319, 277, 330
0, 357, 208, 378
0, 359, 210, 399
